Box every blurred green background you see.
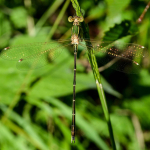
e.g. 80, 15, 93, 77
0, 0, 150, 149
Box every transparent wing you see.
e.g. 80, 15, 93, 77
79, 40, 149, 74
1, 41, 71, 60
1, 41, 71, 70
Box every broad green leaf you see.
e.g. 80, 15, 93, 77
10, 7, 28, 29
103, 20, 138, 41
0, 12, 12, 49
88, 3, 105, 19
124, 95, 150, 125
0, 59, 25, 104
10, 35, 49, 45
105, 0, 131, 18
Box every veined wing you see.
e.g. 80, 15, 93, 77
1, 41, 71, 60
1, 41, 71, 70
79, 40, 149, 74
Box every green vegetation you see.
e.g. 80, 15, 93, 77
0, 0, 150, 150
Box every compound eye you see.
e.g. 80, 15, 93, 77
79, 16, 84, 22
68, 16, 74, 22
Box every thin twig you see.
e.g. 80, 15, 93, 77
137, 1, 150, 23
24, 0, 35, 36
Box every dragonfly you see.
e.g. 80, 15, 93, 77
0, 16, 148, 143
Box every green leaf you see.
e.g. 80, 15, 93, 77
29, 58, 121, 98
138, 69, 150, 86
105, 0, 131, 18
103, 20, 138, 41
0, 12, 12, 49
124, 95, 150, 126
88, 3, 105, 19
10, 7, 28, 29
0, 59, 25, 104
10, 35, 49, 45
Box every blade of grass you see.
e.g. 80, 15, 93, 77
35, 0, 64, 35
47, 0, 70, 39
24, 0, 35, 36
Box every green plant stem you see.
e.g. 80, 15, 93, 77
2, 69, 33, 123
35, 0, 64, 35
70, 0, 116, 149
24, 0, 35, 36
47, 0, 70, 39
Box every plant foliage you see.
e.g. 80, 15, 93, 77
0, 0, 150, 149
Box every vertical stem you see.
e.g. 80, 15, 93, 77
24, 0, 35, 36
95, 79, 116, 150
137, 1, 150, 23
35, 0, 64, 35
70, 0, 117, 149
71, 44, 77, 143
86, 29, 117, 150
47, 0, 70, 39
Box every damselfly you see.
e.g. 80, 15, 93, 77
0, 16, 148, 143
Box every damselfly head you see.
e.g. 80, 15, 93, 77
68, 16, 84, 25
